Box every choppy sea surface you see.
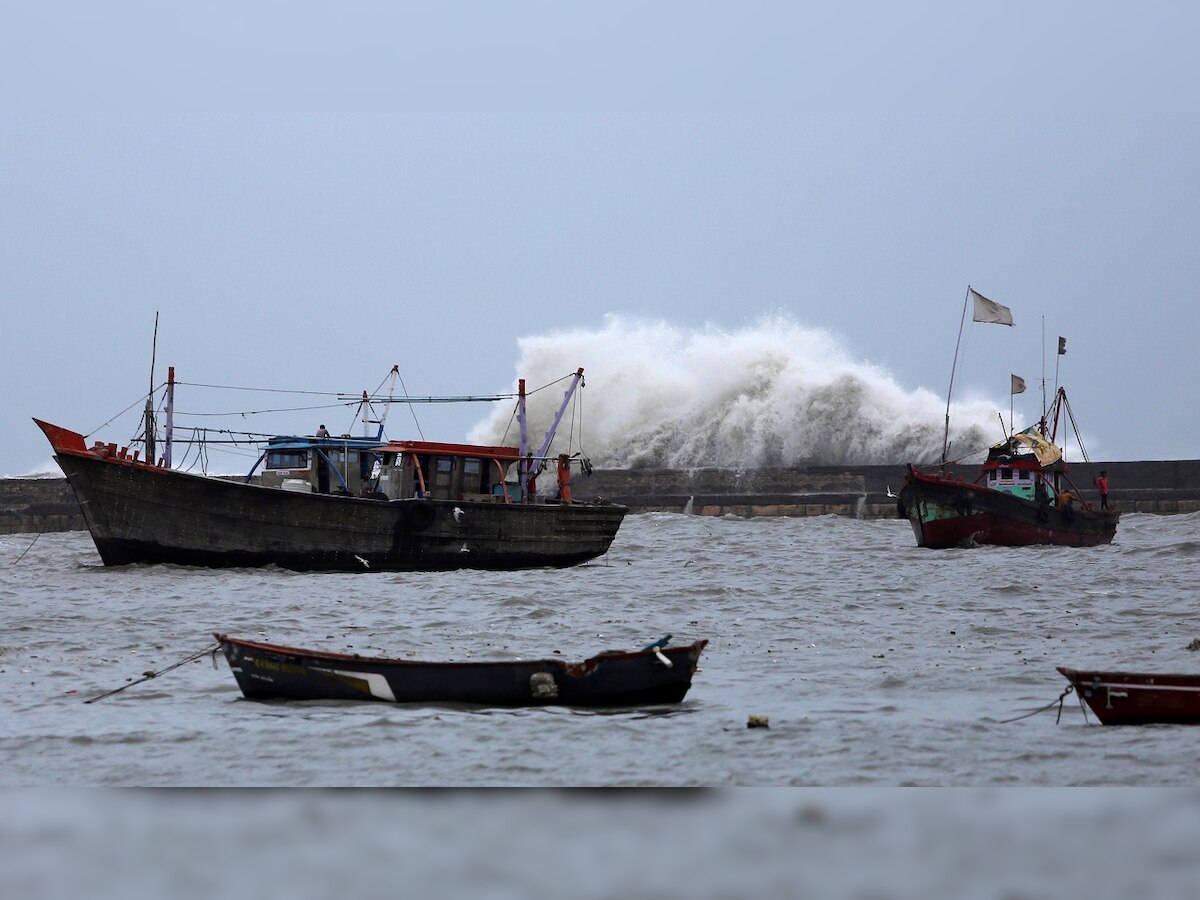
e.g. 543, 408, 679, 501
4, 512, 1200, 787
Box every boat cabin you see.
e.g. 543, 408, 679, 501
978, 449, 1071, 507
372, 439, 522, 502
254, 435, 387, 496
251, 435, 523, 502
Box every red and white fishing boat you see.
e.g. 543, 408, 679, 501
899, 389, 1120, 547
1058, 667, 1200, 725
899, 287, 1119, 548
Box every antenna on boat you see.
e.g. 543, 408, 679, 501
1054, 334, 1066, 399
144, 312, 159, 465
1040, 315, 1047, 428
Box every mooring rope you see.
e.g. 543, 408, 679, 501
997, 684, 1076, 724
9, 532, 41, 566
84, 642, 222, 704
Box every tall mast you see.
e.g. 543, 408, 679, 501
164, 366, 175, 468
145, 312, 159, 464
941, 287, 972, 465
517, 378, 528, 493
1040, 315, 1047, 432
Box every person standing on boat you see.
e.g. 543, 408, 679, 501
1095, 470, 1110, 509
316, 424, 330, 438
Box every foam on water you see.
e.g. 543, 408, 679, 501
468, 314, 1005, 468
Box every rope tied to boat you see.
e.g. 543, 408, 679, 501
8, 531, 42, 566
83, 642, 221, 704
997, 684, 1075, 724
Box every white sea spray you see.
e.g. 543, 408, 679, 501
468, 314, 1004, 468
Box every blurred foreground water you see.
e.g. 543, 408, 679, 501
4, 788, 1200, 900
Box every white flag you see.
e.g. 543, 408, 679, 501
1011, 374, 1026, 394
970, 288, 1014, 326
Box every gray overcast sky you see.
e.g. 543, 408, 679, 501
3, 3, 1198, 475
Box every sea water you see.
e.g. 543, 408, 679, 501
8, 513, 1200, 900
4, 511, 1200, 787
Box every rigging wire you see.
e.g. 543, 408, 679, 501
86, 390, 160, 442
176, 381, 352, 396
173, 401, 352, 417
84, 369, 589, 470
393, 367, 425, 442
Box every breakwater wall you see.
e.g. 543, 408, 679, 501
5, 460, 1200, 536
568, 460, 1200, 519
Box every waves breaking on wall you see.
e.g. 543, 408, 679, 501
468, 315, 1006, 469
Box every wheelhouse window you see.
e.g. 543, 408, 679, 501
434, 456, 454, 494
463, 458, 485, 494
266, 449, 309, 470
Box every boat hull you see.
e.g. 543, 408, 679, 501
1058, 667, 1200, 725
216, 634, 707, 706
40, 422, 626, 572
899, 469, 1119, 549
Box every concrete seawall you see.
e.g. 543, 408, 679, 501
568, 460, 1200, 519
4, 460, 1200, 536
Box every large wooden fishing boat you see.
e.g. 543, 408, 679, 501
899, 399, 1120, 548
1058, 667, 1200, 725
215, 633, 707, 706
899, 287, 1119, 548
36, 367, 626, 572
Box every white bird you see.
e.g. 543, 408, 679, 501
452, 507, 465, 522
354, 554, 370, 568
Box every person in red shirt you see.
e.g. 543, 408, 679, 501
1094, 470, 1110, 509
